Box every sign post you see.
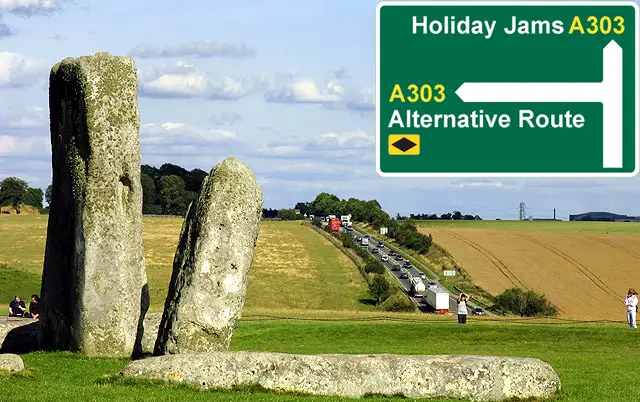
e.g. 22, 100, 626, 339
376, 1, 639, 177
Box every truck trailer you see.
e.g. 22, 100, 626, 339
410, 277, 426, 297
425, 287, 449, 313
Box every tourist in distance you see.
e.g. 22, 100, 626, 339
457, 293, 469, 324
27, 294, 41, 319
624, 288, 638, 328
8, 296, 27, 317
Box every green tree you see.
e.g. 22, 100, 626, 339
368, 274, 391, 304
277, 208, 298, 220
310, 192, 341, 216
159, 175, 188, 215
0, 177, 29, 212
45, 184, 53, 206
141, 172, 157, 214
24, 187, 43, 209
493, 287, 558, 317
365, 258, 385, 274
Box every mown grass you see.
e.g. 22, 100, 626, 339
0, 215, 372, 313
413, 219, 640, 234
0, 320, 638, 401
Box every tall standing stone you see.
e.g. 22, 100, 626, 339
40, 53, 149, 356
154, 157, 262, 355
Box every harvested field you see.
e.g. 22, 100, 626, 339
422, 227, 640, 320
0, 215, 370, 312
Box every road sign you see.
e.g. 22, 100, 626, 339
389, 134, 420, 155
376, 1, 639, 177
443, 270, 457, 277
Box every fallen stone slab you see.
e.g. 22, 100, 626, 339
154, 157, 262, 355
41, 52, 149, 357
121, 351, 561, 401
0, 353, 24, 372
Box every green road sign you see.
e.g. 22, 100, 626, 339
376, 1, 639, 177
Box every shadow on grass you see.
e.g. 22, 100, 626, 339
358, 298, 377, 306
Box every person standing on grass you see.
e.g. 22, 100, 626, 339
457, 293, 469, 324
624, 288, 638, 328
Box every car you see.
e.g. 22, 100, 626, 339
388, 251, 396, 256
391, 265, 400, 271
395, 255, 403, 260
357, 237, 362, 241
427, 281, 437, 289
399, 269, 409, 279
377, 241, 384, 248
371, 248, 379, 254
472, 307, 485, 315
416, 272, 427, 280
403, 261, 412, 268
381, 254, 389, 262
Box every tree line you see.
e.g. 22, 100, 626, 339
0, 177, 45, 213
396, 212, 483, 220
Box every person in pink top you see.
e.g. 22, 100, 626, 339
624, 288, 638, 328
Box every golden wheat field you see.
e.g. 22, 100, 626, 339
0, 215, 370, 313
421, 227, 640, 320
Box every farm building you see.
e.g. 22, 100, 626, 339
568, 211, 640, 222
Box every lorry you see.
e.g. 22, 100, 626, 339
410, 277, 426, 297
425, 287, 449, 313
329, 218, 341, 232
340, 214, 352, 225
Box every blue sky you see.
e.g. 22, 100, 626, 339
0, 0, 639, 220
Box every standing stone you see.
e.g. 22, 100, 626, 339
40, 53, 149, 357
154, 157, 262, 355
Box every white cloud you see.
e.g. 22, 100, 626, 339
249, 129, 375, 166
262, 70, 373, 112
265, 79, 345, 103
0, 135, 50, 157
129, 41, 256, 59
138, 61, 257, 100
0, 0, 70, 15
0, 105, 47, 129
140, 122, 241, 156
0, 51, 45, 88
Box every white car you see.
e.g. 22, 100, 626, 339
381, 254, 389, 262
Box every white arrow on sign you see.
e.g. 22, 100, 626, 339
455, 40, 623, 169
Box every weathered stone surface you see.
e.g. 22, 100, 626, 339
0, 353, 24, 372
0, 318, 39, 354
154, 158, 262, 355
122, 351, 561, 401
1, 313, 163, 355
40, 52, 149, 357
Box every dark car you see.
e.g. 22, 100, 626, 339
395, 255, 403, 260
371, 248, 379, 254
357, 237, 362, 241
388, 251, 396, 256
403, 261, 412, 268
472, 307, 485, 315
391, 265, 400, 271
377, 241, 384, 248
399, 270, 409, 279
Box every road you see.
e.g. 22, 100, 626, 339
348, 227, 461, 313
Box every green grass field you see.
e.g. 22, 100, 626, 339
1, 319, 638, 401
414, 219, 640, 234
